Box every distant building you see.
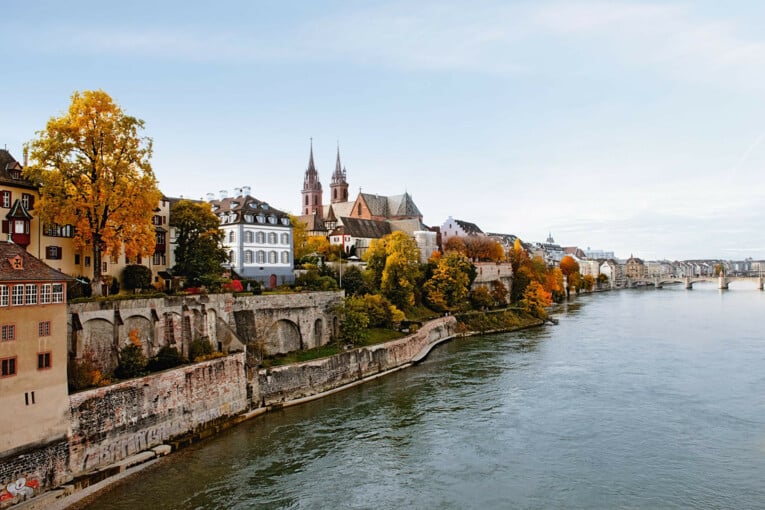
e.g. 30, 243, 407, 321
624, 255, 646, 279
440, 216, 484, 240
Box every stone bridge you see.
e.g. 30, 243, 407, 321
68, 291, 343, 374
627, 276, 764, 290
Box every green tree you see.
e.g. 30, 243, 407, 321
170, 199, 228, 287
469, 286, 494, 310
340, 265, 366, 296
335, 296, 370, 346
122, 264, 152, 291
24, 90, 162, 294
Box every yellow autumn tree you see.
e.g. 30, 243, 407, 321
25, 90, 161, 293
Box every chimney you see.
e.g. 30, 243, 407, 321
206, 192, 215, 202
242, 185, 251, 196
219, 190, 228, 200
234, 187, 243, 197
23, 147, 28, 167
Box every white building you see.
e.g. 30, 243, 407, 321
209, 188, 294, 288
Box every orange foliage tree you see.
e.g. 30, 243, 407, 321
25, 90, 161, 293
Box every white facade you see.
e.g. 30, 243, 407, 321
413, 230, 438, 263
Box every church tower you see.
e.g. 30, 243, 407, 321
329, 144, 349, 203
301, 140, 323, 217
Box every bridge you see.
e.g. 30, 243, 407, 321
627, 275, 764, 290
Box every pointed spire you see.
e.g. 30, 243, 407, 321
332, 142, 345, 184
308, 137, 316, 172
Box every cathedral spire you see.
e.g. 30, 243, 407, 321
301, 139, 323, 217
330, 142, 349, 204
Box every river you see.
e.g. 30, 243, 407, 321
78, 283, 765, 509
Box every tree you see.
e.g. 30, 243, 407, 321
365, 231, 423, 309
25, 90, 162, 294
122, 264, 152, 292
490, 280, 508, 306
521, 281, 552, 319
335, 297, 370, 346
560, 255, 580, 277
423, 251, 473, 312
170, 199, 228, 287
469, 286, 494, 310
291, 215, 309, 260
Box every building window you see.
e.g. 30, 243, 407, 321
11, 285, 24, 306
268, 232, 277, 244
40, 284, 52, 304
1, 324, 15, 341
269, 251, 277, 264
245, 231, 254, 243
46, 246, 62, 260
281, 233, 290, 245
305, 196, 308, 206
102, 261, 108, 273
256, 250, 265, 264
25, 284, 38, 305
153, 253, 166, 265
281, 251, 290, 264
229, 251, 235, 264
156, 231, 166, 245
85, 256, 91, 267
44, 224, 74, 237
0, 285, 7, 306
52, 284, 64, 303
21, 193, 34, 210
1, 357, 16, 377
38, 321, 51, 337
37, 352, 51, 370
74, 254, 80, 265
268, 216, 277, 224
245, 250, 253, 263
256, 232, 265, 243
228, 231, 235, 243
0, 191, 10, 208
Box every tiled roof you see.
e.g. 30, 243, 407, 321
0, 242, 72, 282
298, 211, 326, 232
0, 150, 37, 190
210, 195, 291, 226
359, 192, 422, 219
455, 219, 483, 235
389, 218, 429, 236
336, 217, 391, 239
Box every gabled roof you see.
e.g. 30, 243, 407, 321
326, 202, 355, 224
0, 242, 72, 282
0, 150, 37, 190
298, 211, 327, 232
6, 199, 32, 220
389, 218, 429, 236
358, 192, 422, 219
335, 217, 391, 239
454, 219, 483, 236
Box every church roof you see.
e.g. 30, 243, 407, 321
302, 141, 322, 191
331, 145, 347, 185
335, 217, 391, 239
359, 192, 422, 219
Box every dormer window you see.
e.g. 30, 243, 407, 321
281, 217, 290, 226
8, 170, 20, 180
244, 214, 254, 223
256, 215, 265, 223
268, 215, 277, 225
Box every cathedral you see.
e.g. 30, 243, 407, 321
298, 142, 435, 259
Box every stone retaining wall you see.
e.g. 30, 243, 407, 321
67, 353, 247, 473
258, 317, 458, 405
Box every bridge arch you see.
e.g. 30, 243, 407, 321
264, 319, 302, 355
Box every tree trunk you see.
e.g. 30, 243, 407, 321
91, 243, 103, 296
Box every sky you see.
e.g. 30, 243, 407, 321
2, 0, 764, 261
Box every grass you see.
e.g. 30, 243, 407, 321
455, 308, 542, 333
262, 328, 406, 367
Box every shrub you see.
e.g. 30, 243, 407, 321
147, 345, 187, 371
189, 338, 214, 362
68, 350, 110, 392
114, 343, 148, 379
122, 265, 152, 291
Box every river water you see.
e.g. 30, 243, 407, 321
79, 283, 765, 509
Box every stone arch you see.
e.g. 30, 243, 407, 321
263, 319, 302, 355
123, 315, 154, 357
313, 318, 323, 347
81, 318, 116, 373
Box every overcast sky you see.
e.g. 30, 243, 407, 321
2, 1, 764, 260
